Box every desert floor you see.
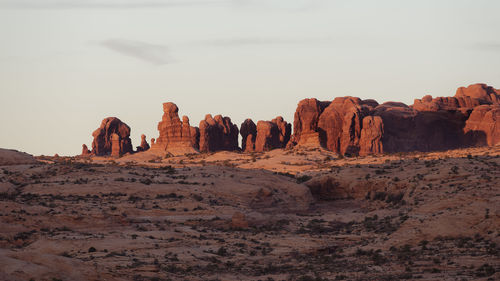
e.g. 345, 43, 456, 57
0, 146, 499, 281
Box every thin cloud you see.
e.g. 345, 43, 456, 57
0, 0, 226, 9
198, 37, 334, 47
99, 39, 171, 65
473, 42, 500, 51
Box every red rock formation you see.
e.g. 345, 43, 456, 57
271, 116, 291, 148
110, 133, 121, 157
359, 116, 384, 156
464, 105, 500, 146
81, 144, 91, 156
136, 134, 150, 152
255, 121, 280, 152
199, 114, 239, 152
240, 119, 257, 152
291, 98, 331, 147
153, 102, 198, 155
288, 83, 499, 155
91, 117, 133, 156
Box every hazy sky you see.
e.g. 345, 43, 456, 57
1, 0, 499, 156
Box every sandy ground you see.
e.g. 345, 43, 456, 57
0, 146, 499, 280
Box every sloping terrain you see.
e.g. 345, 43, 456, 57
0, 146, 498, 280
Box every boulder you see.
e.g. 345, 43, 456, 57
91, 117, 133, 156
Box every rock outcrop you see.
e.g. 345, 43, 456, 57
252, 117, 292, 152
81, 144, 91, 156
240, 119, 257, 152
288, 83, 500, 155
152, 102, 199, 155
91, 117, 133, 156
255, 121, 280, 152
136, 134, 150, 152
464, 105, 500, 146
199, 114, 239, 152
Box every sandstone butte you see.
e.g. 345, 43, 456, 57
81, 83, 500, 157
88, 117, 133, 157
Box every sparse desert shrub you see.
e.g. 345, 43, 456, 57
296, 175, 312, 183
475, 263, 495, 277
88, 247, 96, 253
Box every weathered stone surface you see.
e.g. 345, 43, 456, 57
255, 121, 280, 152
359, 116, 384, 156
317, 97, 369, 155
291, 98, 330, 147
240, 119, 257, 152
153, 102, 198, 155
464, 105, 500, 146
81, 144, 91, 156
271, 116, 291, 148
288, 83, 500, 155
199, 114, 239, 152
136, 134, 150, 152
91, 117, 133, 156
455, 83, 500, 105
231, 212, 249, 229
110, 133, 121, 157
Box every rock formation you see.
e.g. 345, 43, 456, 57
110, 133, 121, 157
290, 98, 331, 147
199, 114, 239, 152
252, 117, 292, 152
255, 121, 280, 152
91, 117, 133, 156
81, 83, 499, 157
288, 83, 500, 155
271, 116, 292, 147
81, 144, 91, 156
152, 102, 199, 155
136, 134, 150, 152
464, 105, 500, 146
240, 119, 257, 152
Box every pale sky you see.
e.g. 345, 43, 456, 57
1, 0, 499, 156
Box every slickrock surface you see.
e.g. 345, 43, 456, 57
0, 148, 38, 166
1, 146, 498, 281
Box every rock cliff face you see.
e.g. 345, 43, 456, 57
81, 83, 499, 157
91, 117, 133, 156
240, 119, 257, 152
288, 83, 500, 155
152, 102, 199, 155
199, 114, 239, 152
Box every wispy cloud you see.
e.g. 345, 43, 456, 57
0, 0, 226, 9
473, 42, 500, 51
99, 39, 171, 65
197, 37, 333, 47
